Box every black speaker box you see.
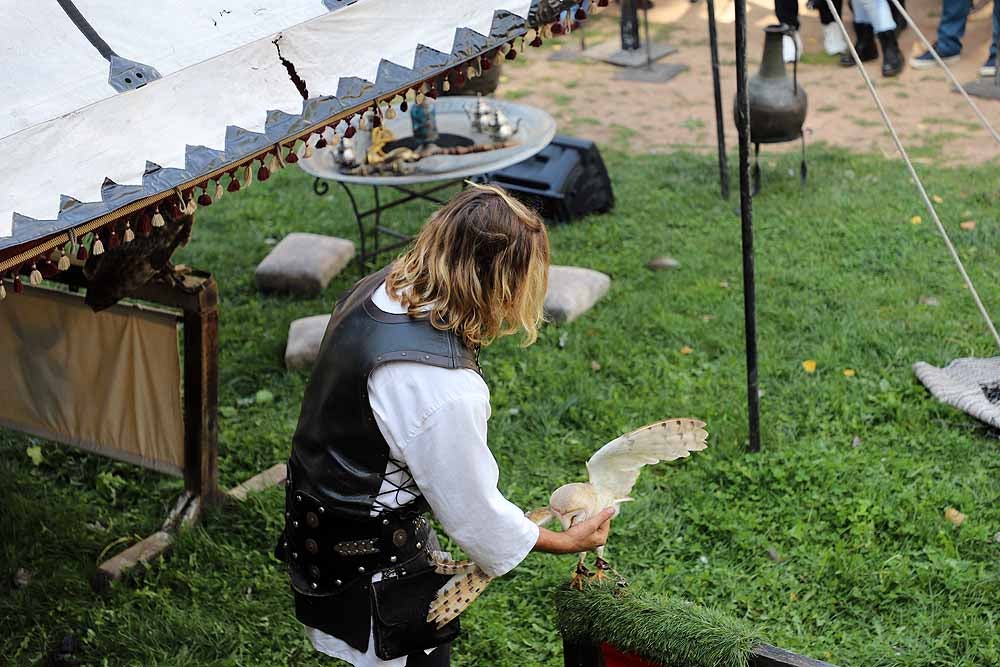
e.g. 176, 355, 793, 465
478, 135, 613, 223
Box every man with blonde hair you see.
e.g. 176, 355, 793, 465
276, 184, 613, 666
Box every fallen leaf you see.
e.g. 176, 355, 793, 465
680, 345, 694, 355
944, 507, 966, 526
960, 220, 976, 231
802, 359, 817, 373
910, 215, 922, 225
932, 194, 944, 204
789, 591, 798, 602
590, 360, 602, 372
719, 280, 730, 289
558, 332, 568, 349
701, 314, 715, 322
26, 445, 43, 466
851, 435, 862, 448
766, 547, 782, 562
919, 295, 940, 307
843, 368, 856, 377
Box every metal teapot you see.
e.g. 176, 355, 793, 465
332, 136, 357, 168
483, 108, 521, 142
463, 93, 494, 133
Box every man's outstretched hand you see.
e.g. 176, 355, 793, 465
534, 507, 614, 555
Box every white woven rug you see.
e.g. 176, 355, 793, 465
913, 357, 1000, 430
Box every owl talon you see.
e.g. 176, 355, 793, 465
590, 558, 610, 583
570, 563, 591, 590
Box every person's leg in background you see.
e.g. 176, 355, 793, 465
856, 0, 904, 75
840, 0, 881, 66
775, 0, 804, 61
889, 0, 907, 35
911, 0, 969, 67
815, 0, 849, 54
982, 0, 999, 76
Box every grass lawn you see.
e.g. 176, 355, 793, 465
2, 147, 999, 667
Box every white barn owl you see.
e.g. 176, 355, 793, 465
427, 418, 708, 629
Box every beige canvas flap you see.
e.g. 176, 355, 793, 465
0, 285, 185, 475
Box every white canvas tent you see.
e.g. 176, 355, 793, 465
0, 0, 586, 274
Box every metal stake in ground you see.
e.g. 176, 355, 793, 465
733, 0, 762, 452
706, 0, 730, 199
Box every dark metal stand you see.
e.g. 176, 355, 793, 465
706, 0, 730, 199
963, 67, 1000, 99
733, 0, 762, 452
584, 0, 681, 74
313, 177, 460, 273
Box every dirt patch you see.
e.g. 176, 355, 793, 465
500, 0, 1000, 166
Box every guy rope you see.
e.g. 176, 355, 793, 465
823, 0, 1000, 351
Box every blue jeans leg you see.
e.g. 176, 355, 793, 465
936, 0, 971, 55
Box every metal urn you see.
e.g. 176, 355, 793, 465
734, 24, 808, 193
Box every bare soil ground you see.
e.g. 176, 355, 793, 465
501, 0, 1000, 166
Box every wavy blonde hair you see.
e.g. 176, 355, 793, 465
386, 183, 550, 348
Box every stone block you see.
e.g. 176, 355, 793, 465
255, 233, 355, 295
544, 265, 611, 324
285, 314, 331, 370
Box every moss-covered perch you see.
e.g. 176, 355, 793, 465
554, 584, 838, 667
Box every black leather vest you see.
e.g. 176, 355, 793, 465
278, 268, 481, 658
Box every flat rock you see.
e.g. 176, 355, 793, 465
544, 265, 611, 324
285, 314, 331, 370
647, 256, 680, 271
255, 233, 354, 295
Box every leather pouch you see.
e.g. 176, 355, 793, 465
370, 557, 460, 660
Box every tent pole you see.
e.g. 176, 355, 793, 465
706, 0, 730, 199
733, 0, 761, 452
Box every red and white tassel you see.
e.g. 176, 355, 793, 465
58, 249, 70, 271
29, 262, 42, 285
92, 233, 104, 256
303, 141, 315, 159
13, 274, 23, 294
0, 279, 6, 301
124, 221, 135, 243
198, 188, 213, 206
152, 207, 166, 227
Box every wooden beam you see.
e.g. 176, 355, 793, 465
752, 644, 839, 667
182, 275, 220, 500
562, 641, 840, 667
228, 463, 287, 501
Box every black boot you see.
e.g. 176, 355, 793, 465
840, 23, 878, 66
878, 30, 904, 76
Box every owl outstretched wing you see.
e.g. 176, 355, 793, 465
585, 418, 708, 499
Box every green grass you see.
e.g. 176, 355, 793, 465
3, 147, 1000, 667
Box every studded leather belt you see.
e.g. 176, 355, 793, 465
277, 486, 433, 597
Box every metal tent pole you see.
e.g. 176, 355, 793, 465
706, 0, 730, 199
733, 0, 761, 452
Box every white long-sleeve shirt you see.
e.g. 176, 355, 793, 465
307, 282, 540, 666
